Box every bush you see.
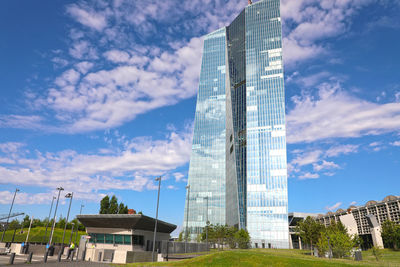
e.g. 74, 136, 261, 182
235, 229, 250, 249
372, 246, 382, 261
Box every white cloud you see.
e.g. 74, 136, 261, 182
0, 126, 192, 203
299, 172, 319, 179
391, 141, 400, 147
103, 50, 131, 63
0, 190, 104, 205
325, 144, 359, 157
66, 4, 108, 31
326, 202, 342, 211
289, 143, 358, 179
287, 82, 400, 143
42, 37, 203, 133
69, 40, 98, 60
0, 115, 45, 131
281, 0, 379, 67
0, 142, 25, 154
313, 160, 340, 172
75, 61, 94, 74
167, 185, 178, 190
395, 92, 400, 102
55, 69, 81, 87
293, 71, 331, 87
291, 150, 323, 167
173, 172, 185, 182
350, 201, 357, 206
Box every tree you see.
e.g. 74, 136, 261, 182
328, 229, 356, 258
214, 224, 227, 250
22, 215, 31, 228
296, 216, 324, 255
235, 229, 250, 249
99, 195, 129, 214
8, 219, 21, 230
381, 220, 400, 250
316, 234, 329, 257
226, 226, 237, 249
178, 231, 184, 242
118, 203, 128, 214
315, 220, 357, 258
100, 195, 110, 214
56, 216, 66, 229
109, 195, 119, 214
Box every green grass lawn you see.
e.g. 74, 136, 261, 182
122, 248, 400, 267
1, 226, 86, 244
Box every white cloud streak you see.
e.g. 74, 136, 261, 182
326, 201, 342, 211
287, 82, 400, 143
0, 126, 192, 203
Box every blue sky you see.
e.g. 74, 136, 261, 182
0, 0, 399, 236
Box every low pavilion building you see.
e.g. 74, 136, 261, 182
77, 214, 176, 263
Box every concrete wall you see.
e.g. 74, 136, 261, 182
85, 248, 154, 263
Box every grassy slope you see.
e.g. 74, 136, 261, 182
2, 227, 86, 244
123, 249, 400, 267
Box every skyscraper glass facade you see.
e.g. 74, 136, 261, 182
183, 28, 227, 237
185, 0, 288, 248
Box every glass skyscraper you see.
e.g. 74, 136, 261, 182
184, 0, 288, 248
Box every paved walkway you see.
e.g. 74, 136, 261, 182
0, 254, 112, 266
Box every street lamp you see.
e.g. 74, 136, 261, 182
204, 196, 209, 249
1, 188, 19, 242
43, 196, 56, 243
69, 223, 75, 245
75, 204, 84, 243
61, 192, 73, 251
152, 176, 161, 262
49, 187, 64, 246
185, 185, 190, 253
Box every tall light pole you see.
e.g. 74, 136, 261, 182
49, 187, 64, 245
1, 188, 19, 242
75, 204, 84, 243
43, 196, 56, 243
69, 223, 75, 245
61, 192, 73, 250
185, 185, 190, 240
204, 196, 209, 249
185, 185, 190, 253
152, 176, 161, 262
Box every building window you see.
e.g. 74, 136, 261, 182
105, 234, 113, 244
114, 235, 123, 244
124, 235, 132, 245
96, 233, 105, 243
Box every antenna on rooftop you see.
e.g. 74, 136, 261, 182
248, 0, 253, 4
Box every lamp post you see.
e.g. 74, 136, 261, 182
151, 176, 161, 262
69, 223, 75, 245
75, 204, 84, 243
185, 185, 190, 253
61, 192, 73, 251
204, 196, 209, 249
49, 187, 64, 246
1, 188, 19, 242
43, 196, 56, 243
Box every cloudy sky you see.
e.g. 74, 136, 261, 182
1, 0, 399, 235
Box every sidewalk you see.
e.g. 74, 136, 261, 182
0, 253, 111, 266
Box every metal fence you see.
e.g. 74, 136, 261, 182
160, 241, 209, 255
